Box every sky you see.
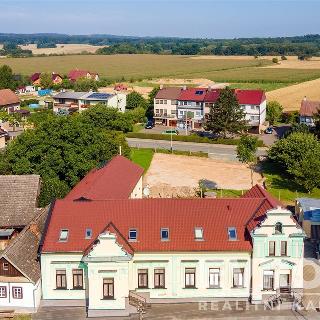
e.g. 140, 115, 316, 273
0, 0, 319, 38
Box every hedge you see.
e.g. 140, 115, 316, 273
126, 132, 264, 147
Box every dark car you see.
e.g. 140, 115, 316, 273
145, 121, 154, 129
264, 127, 273, 134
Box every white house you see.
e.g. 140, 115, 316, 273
52, 91, 126, 114
40, 164, 303, 319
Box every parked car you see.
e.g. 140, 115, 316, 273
264, 127, 273, 134
162, 129, 179, 135
145, 121, 154, 129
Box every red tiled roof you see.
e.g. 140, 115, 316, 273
300, 100, 320, 117
68, 70, 98, 81
65, 155, 143, 201
176, 87, 265, 105
52, 73, 62, 81
242, 184, 282, 232
41, 196, 277, 254
155, 87, 182, 100
0, 89, 20, 107
30, 73, 41, 82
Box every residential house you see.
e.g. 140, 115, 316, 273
295, 198, 320, 240
299, 98, 320, 127
0, 175, 48, 312
16, 86, 36, 95
68, 70, 99, 82
0, 89, 20, 113
154, 87, 266, 130
52, 91, 126, 114
40, 156, 304, 317
30, 73, 63, 86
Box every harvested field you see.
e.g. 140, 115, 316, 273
144, 153, 263, 198
19, 43, 104, 55
0, 54, 271, 80
266, 78, 320, 111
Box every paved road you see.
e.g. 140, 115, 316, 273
127, 138, 268, 161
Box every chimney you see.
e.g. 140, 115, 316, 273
160, 84, 164, 90
303, 96, 307, 101
208, 86, 212, 92
183, 85, 187, 91
30, 223, 41, 239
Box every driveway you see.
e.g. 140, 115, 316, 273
32, 303, 319, 320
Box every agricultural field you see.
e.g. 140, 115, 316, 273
0, 54, 271, 81
19, 43, 104, 55
266, 78, 320, 111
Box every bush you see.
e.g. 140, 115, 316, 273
281, 55, 287, 60
126, 132, 264, 146
272, 57, 279, 64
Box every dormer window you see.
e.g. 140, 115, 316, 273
129, 229, 137, 241
275, 222, 283, 234
161, 228, 169, 241
194, 227, 204, 240
228, 227, 237, 241
59, 229, 69, 242
85, 228, 92, 239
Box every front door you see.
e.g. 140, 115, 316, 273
279, 274, 290, 293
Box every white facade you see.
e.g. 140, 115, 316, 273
0, 279, 41, 311
130, 176, 143, 199
251, 208, 305, 303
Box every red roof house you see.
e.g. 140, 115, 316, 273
65, 155, 144, 201
68, 69, 99, 82
0, 89, 20, 111
299, 99, 320, 117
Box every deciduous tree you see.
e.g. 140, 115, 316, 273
266, 101, 283, 125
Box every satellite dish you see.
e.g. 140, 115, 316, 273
143, 186, 150, 198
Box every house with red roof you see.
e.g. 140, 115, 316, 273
0, 89, 20, 113
30, 72, 63, 86
39, 156, 305, 317
68, 69, 99, 82
154, 86, 266, 130
299, 97, 320, 127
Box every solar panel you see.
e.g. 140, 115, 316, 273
87, 93, 111, 100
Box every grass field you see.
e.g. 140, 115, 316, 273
262, 161, 320, 205
130, 148, 154, 172
229, 82, 290, 91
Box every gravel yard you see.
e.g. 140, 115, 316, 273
144, 153, 263, 198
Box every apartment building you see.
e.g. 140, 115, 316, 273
154, 86, 267, 130
40, 156, 305, 317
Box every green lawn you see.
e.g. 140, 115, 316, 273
216, 189, 245, 198
130, 148, 154, 172
262, 161, 320, 205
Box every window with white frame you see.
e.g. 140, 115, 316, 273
263, 270, 274, 290
185, 268, 196, 288
2, 262, 9, 271
161, 228, 169, 241
0, 287, 6, 298
228, 227, 237, 240
59, 229, 69, 242
194, 227, 203, 240
233, 268, 244, 288
12, 287, 23, 299
85, 228, 92, 239
209, 268, 220, 288
56, 269, 67, 289
129, 229, 137, 241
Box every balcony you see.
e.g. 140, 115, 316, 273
154, 113, 177, 119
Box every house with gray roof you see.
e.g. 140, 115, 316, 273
295, 198, 320, 240
0, 175, 48, 312
53, 91, 126, 115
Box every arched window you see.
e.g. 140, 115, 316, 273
275, 222, 283, 234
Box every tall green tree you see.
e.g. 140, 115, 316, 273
268, 132, 320, 192
0, 65, 14, 90
146, 86, 160, 119
40, 73, 53, 88
126, 91, 147, 110
236, 135, 259, 186
1, 116, 130, 206
74, 78, 98, 91
205, 87, 246, 137
266, 101, 283, 125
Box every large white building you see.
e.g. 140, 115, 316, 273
40, 156, 305, 318
154, 86, 267, 130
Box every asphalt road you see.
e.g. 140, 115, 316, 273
127, 138, 268, 161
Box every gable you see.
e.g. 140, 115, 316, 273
0, 257, 23, 278
84, 231, 132, 261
